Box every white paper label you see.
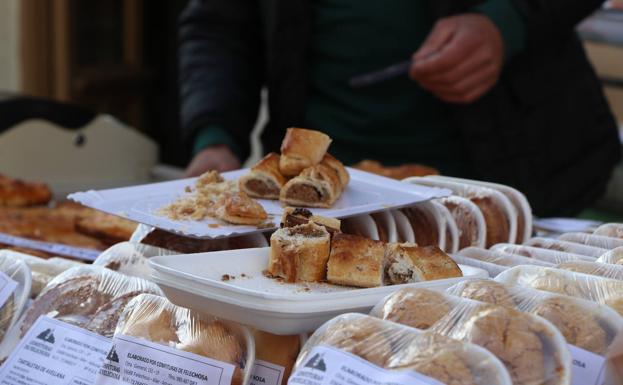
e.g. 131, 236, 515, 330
288, 346, 443, 385
95, 334, 236, 385
0, 270, 17, 310
252, 360, 285, 385
0, 316, 111, 385
569, 344, 606, 385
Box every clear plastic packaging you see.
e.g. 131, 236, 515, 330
495, 265, 623, 317
491, 243, 595, 264
131, 224, 269, 253
559, 232, 623, 251
594, 223, 623, 239
525, 237, 608, 258
296, 313, 513, 385
17, 265, 163, 338
401, 201, 446, 249
438, 195, 487, 249
253, 331, 301, 385
404, 177, 518, 247
370, 288, 570, 385
114, 293, 254, 385
0, 249, 81, 298
0, 254, 30, 344
556, 260, 623, 281
447, 279, 623, 356
596, 247, 623, 265
390, 209, 415, 243
93, 241, 174, 279
423, 175, 533, 244
454, 247, 552, 277
430, 200, 459, 253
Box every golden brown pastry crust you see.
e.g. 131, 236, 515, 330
0, 174, 52, 207
380, 288, 452, 330
327, 234, 385, 287
239, 153, 287, 199
216, 192, 268, 225
352, 160, 438, 180
470, 196, 510, 247
279, 128, 332, 177
268, 222, 331, 282
75, 211, 137, 245
401, 206, 439, 247
385, 243, 462, 281
280, 207, 341, 233
320, 154, 349, 192
280, 164, 342, 208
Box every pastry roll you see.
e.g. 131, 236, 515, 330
216, 192, 268, 225
320, 153, 349, 192
279, 128, 332, 177
280, 207, 341, 233
327, 234, 385, 287
239, 153, 287, 199
385, 243, 462, 284
280, 163, 342, 208
268, 222, 330, 282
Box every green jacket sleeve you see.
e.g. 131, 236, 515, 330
474, 0, 526, 59
193, 125, 244, 160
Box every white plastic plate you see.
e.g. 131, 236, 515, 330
69, 168, 451, 239
149, 247, 488, 335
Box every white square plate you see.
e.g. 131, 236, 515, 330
69, 168, 450, 239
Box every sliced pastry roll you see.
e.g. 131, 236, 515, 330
268, 222, 330, 282
327, 234, 385, 287
280, 163, 342, 208
239, 153, 287, 200
215, 192, 268, 225
385, 243, 462, 284
320, 154, 349, 193
279, 128, 332, 177
280, 207, 341, 233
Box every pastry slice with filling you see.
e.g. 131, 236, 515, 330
239, 153, 287, 200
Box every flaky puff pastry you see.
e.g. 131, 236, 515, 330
385, 243, 462, 283
280, 163, 342, 208
269, 222, 330, 282
320, 153, 349, 193
327, 233, 385, 288
279, 128, 332, 177
216, 192, 268, 225
239, 153, 287, 200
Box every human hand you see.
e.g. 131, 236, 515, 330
184, 145, 241, 177
410, 14, 504, 104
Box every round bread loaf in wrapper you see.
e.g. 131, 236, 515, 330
453, 247, 552, 277
594, 223, 623, 239
114, 294, 254, 385
558, 232, 623, 251
525, 237, 607, 258
370, 287, 571, 385
93, 241, 174, 279
0, 253, 30, 345
496, 265, 623, 317
438, 195, 487, 249
0, 249, 80, 298
447, 279, 623, 356
131, 224, 268, 253
295, 313, 512, 385
597, 247, 623, 265
491, 243, 595, 264
557, 260, 623, 281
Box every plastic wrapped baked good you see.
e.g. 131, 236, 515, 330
93, 241, 174, 279
431, 200, 459, 253
18, 265, 163, 338
115, 294, 253, 385
594, 223, 623, 239
558, 232, 623, 251
423, 175, 533, 244
0, 254, 30, 344
438, 195, 487, 249
491, 243, 594, 264
557, 260, 623, 281
370, 289, 570, 385
404, 177, 518, 247
525, 237, 608, 258
596, 247, 623, 265
401, 201, 444, 248
295, 313, 512, 385
0, 249, 81, 298
496, 265, 623, 316
453, 247, 552, 277
447, 279, 623, 356
131, 224, 268, 253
